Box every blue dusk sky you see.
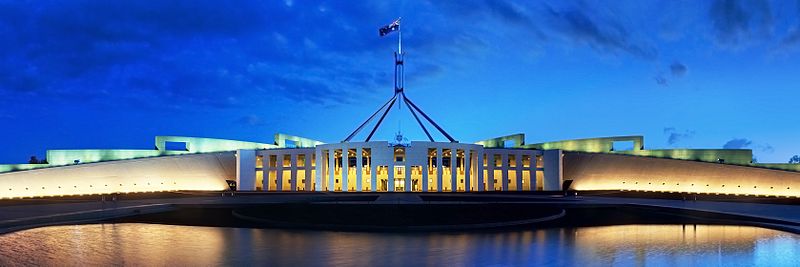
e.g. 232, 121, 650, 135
1, 0, 799, 163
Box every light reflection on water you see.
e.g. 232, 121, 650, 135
0, 224, 797, 266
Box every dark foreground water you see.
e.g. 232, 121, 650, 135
0, 224, 798, 266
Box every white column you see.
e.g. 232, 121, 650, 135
436, 147, 443, 192
422, 157, 429, 192
450, 148, 457, 192
305, 152, 313, 191
342, 148, 349, 192
276, 154, 284, 191
530, 153, 537, 191
404, 154, 411, 192
315, 149, 323, 191
388, 154, 395, 192
501, 153, 508, 191
260, 168, 267, 191
487, 153, 494, 191
516, 152, 523, 191
328, 149, 335, 192
356, 147, 363, 192
370, 160, 377, 192
290, 153, 298, 191
477, 152, 485, 191
464, 150, 471, 192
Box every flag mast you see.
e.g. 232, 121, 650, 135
394, 18, 403, 96
342, 18, 457, 143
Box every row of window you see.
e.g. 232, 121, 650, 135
258, 149, 546, 168
7, 182, 178, 191
621, 181, 791, 190
257, 154, 315, 168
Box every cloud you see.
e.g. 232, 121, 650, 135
670, 62, 688, 77
654, 75, 668, 86
778, 29, 800, 50
0, 1, 403, 110
663, 127, 695, 145
654, 61, 688, 85
758, 143, 775, 153
432, 1, 656, 60
544, 4, 657, 60
722, 138, 752, 149
237, 115, 266, 127
776, 3, 800, 52
708, 0, 773, 48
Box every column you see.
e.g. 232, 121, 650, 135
328, 149, 335, 192
260, 169, 267, 191
477, 152, 485, 192
342, 147, 349, 192
404, 153, 411, 192
305, 152, 313, 191
464, 150, 471, 192
530, 153, 537, 191
436, 147, 443, 192
276, 154, 283, 191
370, 159, 377, 192
422, 157, 429, 192
356, 147, 363, 192
501, 153, 508, 191
315, 149, 323, 192
515, 152, 523, 191
487, 153, 495, 191
290, 153, 298, 192
450, 148, 457, 192
388, 154, 395, 192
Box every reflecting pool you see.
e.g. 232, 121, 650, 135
0, 224, 798, 266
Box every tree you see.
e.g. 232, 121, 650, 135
27, 156, 47, 164
790, 155, 800, 164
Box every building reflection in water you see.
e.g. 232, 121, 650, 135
0, 224, 797, 266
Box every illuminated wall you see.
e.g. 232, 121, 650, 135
0, 152, 234, 199
524, 136, 644, 153
753, 163, 800, 172
154, 136, 277, 153
1, 136, 277, 173
564, 152, 800, 197
612, 149, 753, 165
512, 134, 755, 166
0, 164, 45, 173
46, 149, 184, 166
475, 134, 525, 148
273, 133, 325, 148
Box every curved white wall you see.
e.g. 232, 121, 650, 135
0, 152, 235, 199
565, 152, 800, 197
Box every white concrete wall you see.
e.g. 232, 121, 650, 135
0, 152, 234, 199
236, 150, 256, 191
543, 149, 563, 190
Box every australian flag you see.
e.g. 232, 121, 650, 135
379, 18, 400, 37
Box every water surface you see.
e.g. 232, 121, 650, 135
0, 224, 797, 266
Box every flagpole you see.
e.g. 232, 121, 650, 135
398, 29, 402, 55
397, 29, 402, 111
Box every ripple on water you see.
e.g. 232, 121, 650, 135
0, 224, 798, 266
